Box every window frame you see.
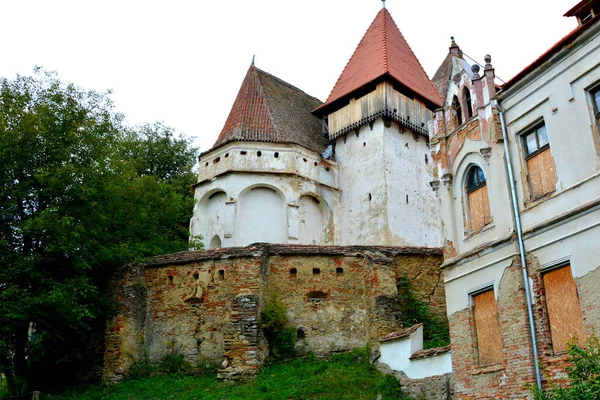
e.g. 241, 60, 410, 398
470, 286, 504, 367
520, 121, 556, 201
541, 263, 585, 354
463, 164, 492, 234
589, 84, 600, 124
523, 124, 550, 160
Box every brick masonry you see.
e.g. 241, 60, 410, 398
102, 243, 444, 382
448, 255, 600, 399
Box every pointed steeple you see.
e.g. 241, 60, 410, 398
211, 66, 327, 154
315, 8, 442, 114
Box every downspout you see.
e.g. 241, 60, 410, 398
496, 101, 542, 391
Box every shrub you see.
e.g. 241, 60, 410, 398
532, 333, 600, 400
397, 275, 450, 349
260, 295, 297, 361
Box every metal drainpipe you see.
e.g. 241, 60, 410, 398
496, 102, 542, 391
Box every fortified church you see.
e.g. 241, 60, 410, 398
189, 6, 442, 249
104, 1, 600, 398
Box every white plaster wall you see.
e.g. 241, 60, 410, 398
500, 25, 600, 233
190, 190, 227, 250
524, 207, 600, 279
379, 326, 452, 379
197, 142, 338, 189
190, 170, 339, 248
335, 120, 389, 245
235, 187, 286, 245
384, 124, 441, 246
444, 243, 516, 314
298, 195, 329, 245
408, 352, 453, 380
448, 140, 513, 256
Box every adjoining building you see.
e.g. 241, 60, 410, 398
431, 0, 600, 397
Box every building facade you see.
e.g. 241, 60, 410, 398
432, 0, 600, 397
189, 8, 442, 249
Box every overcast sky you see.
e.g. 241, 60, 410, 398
1, 0, 577, 153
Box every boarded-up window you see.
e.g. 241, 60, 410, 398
524, 124, 556, 199
466, 166, 492, 231
543, 265, 584, 353
473, 289, 503, 366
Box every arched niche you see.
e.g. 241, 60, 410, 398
235, 185, 286, 245
196, 189, 227, 248
209, 235, 222, 249
298, 194, 330, 245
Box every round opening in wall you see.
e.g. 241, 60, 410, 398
257, 151, 262, 157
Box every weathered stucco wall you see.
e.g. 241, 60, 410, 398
336, 119, 441, 247
190, 142, 340, 248
103, 244, 444, 382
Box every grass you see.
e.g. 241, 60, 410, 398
64, 349, 410, 400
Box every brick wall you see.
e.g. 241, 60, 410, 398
449, 255, 600, 399
102, 244, 444, 382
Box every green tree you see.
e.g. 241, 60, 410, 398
533, 334, 600, 400
0, 69, 198, 395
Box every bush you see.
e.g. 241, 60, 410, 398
260, 296, 297, 362
532, 333, 600, 400
128, 351, 190, 379
397, 275, 450, 349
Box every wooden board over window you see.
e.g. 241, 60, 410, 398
543, 265, 584, 353
468, 185, 492, 231
527, 147, 556, 199
473, 289, 503, 366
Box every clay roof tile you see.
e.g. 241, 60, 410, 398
211, 66, 328, 154
315, 9, 442, 114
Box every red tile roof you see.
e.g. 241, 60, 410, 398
380, 323, 423, 342
315, 9, 442, 114
211, 66, 328, 154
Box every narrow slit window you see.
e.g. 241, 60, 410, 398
463, 87, 473, 119
289, 268, 297, 279
218, 270, 225, 280
452, 95, 462, 126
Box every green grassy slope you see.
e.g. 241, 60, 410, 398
65, 350, 409, 400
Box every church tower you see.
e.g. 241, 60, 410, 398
313, 7, 443, 246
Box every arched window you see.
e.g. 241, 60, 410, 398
452, 95, 462, 126
465, 166, 492, 232
463, 87, 473, 119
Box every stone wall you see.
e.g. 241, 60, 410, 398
103, 244, 444, 382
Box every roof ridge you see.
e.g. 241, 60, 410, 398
254, 67, 323, 104
382, 9, 389, 72
254, 67, 280, 140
